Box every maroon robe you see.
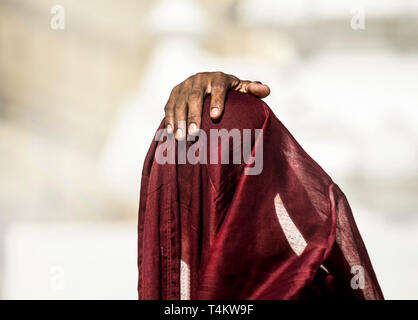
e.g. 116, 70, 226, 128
138, 91, 383, 300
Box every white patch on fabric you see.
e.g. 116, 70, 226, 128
320, 264, 330, 274
180, 259, 191, 300
274, 193, 307, 256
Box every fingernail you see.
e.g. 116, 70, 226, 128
167, 124, 173, 134
189, 123, 197, 134
175, 128, 183, 139
211, 108, 219, 117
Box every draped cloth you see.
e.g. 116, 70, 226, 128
137, 91, 384, 300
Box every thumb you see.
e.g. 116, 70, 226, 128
247, 81, 270, 98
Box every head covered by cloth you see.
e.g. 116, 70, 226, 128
138, 91, 383, 300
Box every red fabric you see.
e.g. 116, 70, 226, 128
137, 91, 384, 300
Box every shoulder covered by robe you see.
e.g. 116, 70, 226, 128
137, 91, 384, 300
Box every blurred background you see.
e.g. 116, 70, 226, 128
0, 0, 417, 299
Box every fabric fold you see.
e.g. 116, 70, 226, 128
138, 91, 383, 300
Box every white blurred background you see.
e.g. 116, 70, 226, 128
0, 0, 417, 299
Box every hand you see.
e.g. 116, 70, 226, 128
164, 71, 270, 140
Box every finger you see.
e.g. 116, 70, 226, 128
247, 81, 270, 98
187, 87, 204, 135
209, 78, 229, 119
174, 99, 187, 141
236, 80, 270, 98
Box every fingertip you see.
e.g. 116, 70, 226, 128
175, 128, 185, 140
263, 84, 271, 96
166, 123, 173, 134
210, 107, 220, 118
188, 123, 200, 135
249, 82, 270, 98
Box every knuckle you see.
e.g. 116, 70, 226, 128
195, 71, 208, 78
164, 104, 173, 114
174, 103, 186, 114
184, 80, 193, 90
193, 73, 202, 82
188, 89, 203, 102
229, 75, 240, 86
187, 113, 200, 122
211, 82, 225, 92
184, 76, 193, 85
171, 84, 180, 95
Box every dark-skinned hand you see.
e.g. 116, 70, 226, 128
164, 71, 270, 140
